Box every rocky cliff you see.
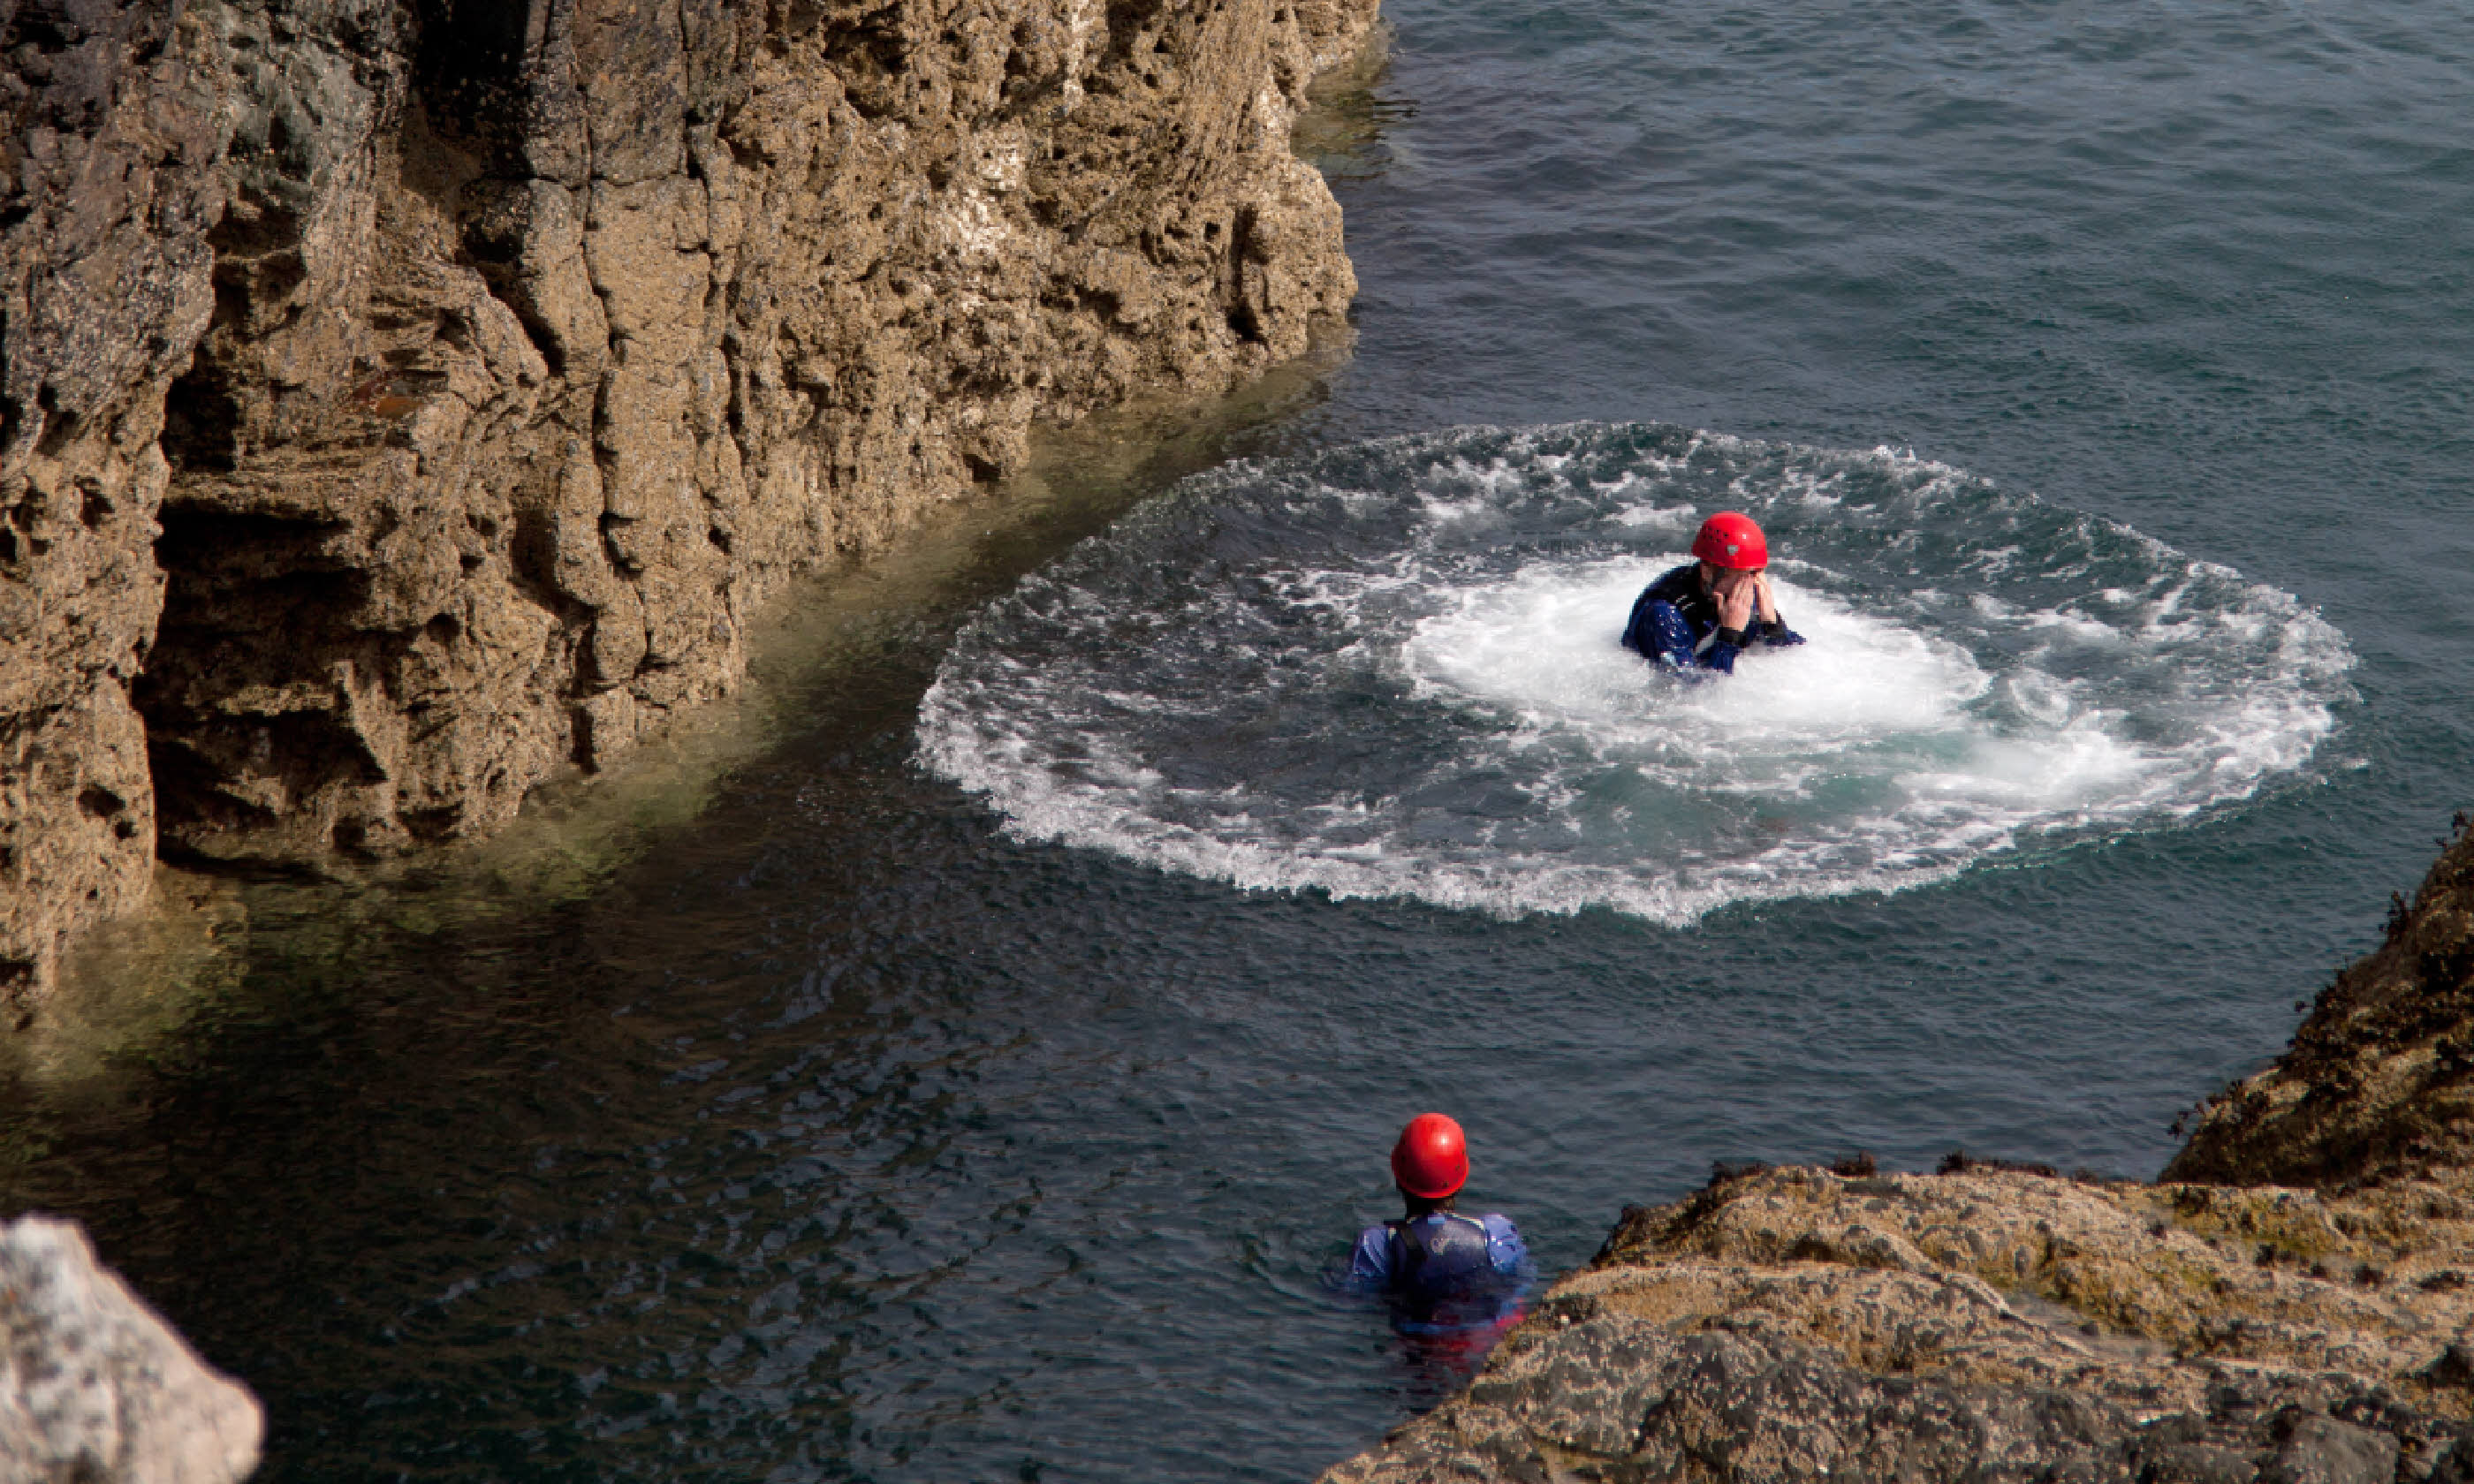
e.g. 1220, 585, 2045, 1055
1, 0, 1376, 999
1326, 817, 2474, 1484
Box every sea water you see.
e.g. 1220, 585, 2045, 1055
4, 2, 2470, 1481
921, 428, 2355, 921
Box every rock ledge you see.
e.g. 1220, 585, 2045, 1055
1326, 818, 2474, 1484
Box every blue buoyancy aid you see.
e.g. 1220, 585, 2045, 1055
1346, 1210, 1527, 1294
1385, 1212, 1496, 1301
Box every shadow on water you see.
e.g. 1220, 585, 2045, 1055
0, 335, 1374, 1482
10, 331, 1355, 1091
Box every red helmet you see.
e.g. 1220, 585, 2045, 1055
1391, 1113, 1470, 1199
1691, 511, 1768, 570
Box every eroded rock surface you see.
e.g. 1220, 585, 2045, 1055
1327, 818, 2474, 1484
1, 2, 218, 1004
0, 1215, 262, 1484
2, 0, 1377, 995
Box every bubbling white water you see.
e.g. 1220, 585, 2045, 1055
1402, 560, 1991, 761
917, 425, 2355, 922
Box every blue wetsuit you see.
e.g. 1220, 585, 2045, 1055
1621, 562, 1806, 674
1344, 1212, 1529, 1333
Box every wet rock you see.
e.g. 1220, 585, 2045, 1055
3, 0, 1380, 993
0, 1215, 262, 1484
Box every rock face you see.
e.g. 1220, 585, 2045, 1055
0, 1215, 262, 1484
1326, 817, 2474, 1484
0, 3, 218, 1006
1, 0, 1377, 996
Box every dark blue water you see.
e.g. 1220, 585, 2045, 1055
5, 2, 2471, 1480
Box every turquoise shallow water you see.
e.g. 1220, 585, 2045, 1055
6, 2, 2473, 1480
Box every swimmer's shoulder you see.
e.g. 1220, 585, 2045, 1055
1643, 562, 1699, 603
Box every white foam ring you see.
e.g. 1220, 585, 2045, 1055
916, 424, 2356, 923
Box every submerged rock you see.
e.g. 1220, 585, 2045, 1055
0, 1215, 262, 1484
1325, 817, 2474, 1483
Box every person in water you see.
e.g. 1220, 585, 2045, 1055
1622, 511, 1807, 673
1342, 1113, 1529, 1334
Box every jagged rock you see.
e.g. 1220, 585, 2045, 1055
0, 1, 222, 1003
1326, 816, 2474, 1484
2169, 816, 2474, 1191
1329, 1162, 2474, 1483
0, 1215, 262, 1484
2, 0, 1379, 995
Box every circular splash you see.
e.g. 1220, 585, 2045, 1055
917, 425, 2355, 922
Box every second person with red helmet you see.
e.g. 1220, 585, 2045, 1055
1340, 1114, 1529, 1335
1621, 511, 1806, 674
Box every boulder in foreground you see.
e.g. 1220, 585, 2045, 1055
0, 1215, 262, 1484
